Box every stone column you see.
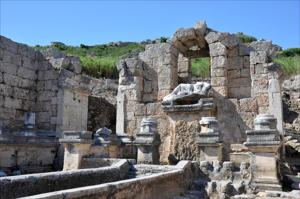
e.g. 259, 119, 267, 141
244, 114, 281, 191
268, 77, 283, 135
197, 117, 223, 162
134, 118, 160, 164
59, 131, 93, 170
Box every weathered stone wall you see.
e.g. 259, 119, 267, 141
0, 36, 43, 130
35, 58, 60, 131
116, 22, 283, 163
0, 140, 58, 175
282, 75, 300, 132
177, 53, 191, 83
212, 40, 283, 153
1, 36, 111, 173
0, 36, 104, 134
116, 43, 178, 162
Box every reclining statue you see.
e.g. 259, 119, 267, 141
162, 82, 212, 105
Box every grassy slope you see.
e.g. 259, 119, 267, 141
34, 43, 299, 79
35, 42, 144, 78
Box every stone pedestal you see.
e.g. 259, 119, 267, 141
60, 131, 93, 170
134, 118, 160, 164
244, 114, 282, 191
89, 128, 136, 159
197, 117, 223, 162
93, 127, 121, 158
163, 98, 215, 162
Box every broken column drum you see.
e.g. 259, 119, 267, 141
134, 118, 160, 164
197, 117, 223, 162
244, 114, 282, 191
245, 114, 280, 145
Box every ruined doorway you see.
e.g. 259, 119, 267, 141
87, 96, 116, 133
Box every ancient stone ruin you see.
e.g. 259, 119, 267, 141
0, 21, 300, 199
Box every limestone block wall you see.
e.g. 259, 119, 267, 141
0, 141, 58, 175
116, 43, 178, 162
0, 36, 96, 134
177, 53, 191, 83
0, 36, 72, 132
117, 22, 283, 162
0, 36, 43, 130
282, 75, 300, 132
35, 59, 60, 131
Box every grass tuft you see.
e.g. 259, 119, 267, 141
274, 56, 300, 76
191, 57, 210, 78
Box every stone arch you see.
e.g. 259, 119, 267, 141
171, 21, 210, 83
171, 21, 251, 99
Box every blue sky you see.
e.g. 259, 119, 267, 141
0, 0, 299, 49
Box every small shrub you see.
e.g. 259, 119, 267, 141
160, 37, 168, 43
236, 32, 257, 43
51, 42, 68, 51
278, 48, 300, 57
80, 44, 92, 49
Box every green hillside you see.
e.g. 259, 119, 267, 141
35, 42, 144, 78
34, 42, 300, 79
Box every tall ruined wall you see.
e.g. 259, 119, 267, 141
35, 58, 60, 131
0, 36, 45, 130
116, 43, 178, 162
208, 38, 283, 152
0, 36, 98, 134
117, 22, 283, 163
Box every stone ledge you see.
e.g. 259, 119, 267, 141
59, 139, 93, 144
162, 98, 214, 113
245, 129, 280, 144
0, 133, 59, 146
244, 141, 281, 146
61, 131, 93, 140
197, 132, 222, 144
197, 142, 223, 146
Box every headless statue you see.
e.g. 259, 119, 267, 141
162, 82, 211, 105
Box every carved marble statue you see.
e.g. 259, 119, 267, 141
162, 82, 211, 105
